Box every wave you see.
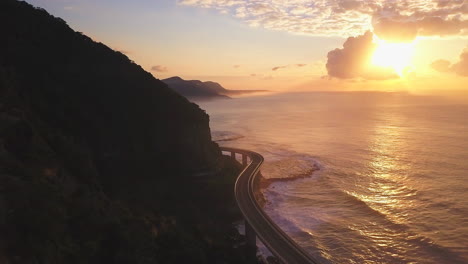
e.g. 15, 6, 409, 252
264, 185, 467, 263
263, 176, 467, 263
211, 130, 244, 142
259, 152, 323, 189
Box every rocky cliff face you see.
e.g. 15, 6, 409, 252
0, 1, 248, 263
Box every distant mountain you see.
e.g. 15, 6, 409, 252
162, 76, 267, 99
162, 76, 229, 99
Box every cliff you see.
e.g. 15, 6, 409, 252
0, 0, 252, 263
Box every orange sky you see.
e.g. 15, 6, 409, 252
26, 0, 468, 93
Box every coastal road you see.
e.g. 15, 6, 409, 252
221, 147, 319, 264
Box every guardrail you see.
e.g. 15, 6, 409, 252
220, 146, 319, 264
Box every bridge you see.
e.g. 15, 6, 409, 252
220, 147, 319, 264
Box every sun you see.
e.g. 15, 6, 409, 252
371, 39, 415, 76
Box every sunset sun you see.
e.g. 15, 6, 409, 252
372, 40, 415, 76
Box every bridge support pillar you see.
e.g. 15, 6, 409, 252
245, 220, 257, 260
242, 154, 248, 166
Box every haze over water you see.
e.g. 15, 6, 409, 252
197, 92, 468, 264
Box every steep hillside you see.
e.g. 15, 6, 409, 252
0, 0, 222, 187
0, 0, 251, 263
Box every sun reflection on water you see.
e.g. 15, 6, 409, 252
355, 120, 416, 224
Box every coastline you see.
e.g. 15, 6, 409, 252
251, 164, 320, 262
254, 164, 320, 208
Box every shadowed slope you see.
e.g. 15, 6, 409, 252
0, 1, 253, 263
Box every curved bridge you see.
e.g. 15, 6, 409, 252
221, 147, 319, 264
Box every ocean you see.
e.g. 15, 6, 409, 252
196, 91, 468, 264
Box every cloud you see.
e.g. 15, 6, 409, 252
179, 0, 468, 40
248, 73, 273, 79
431, 59, 451, 72
326, 31, 398, 80
150, 65, 168, 72
233, 64, 241, 68
272, 64, 308, 71
452, 49, 468, 76
431, 48, 468, 76
373, 9, 468, 42
272, 65, 287, 71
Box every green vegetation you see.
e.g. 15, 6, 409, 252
0, 0, 259, 263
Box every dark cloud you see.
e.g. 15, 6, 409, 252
150, 65, 168, 72
326, 31, 398, 80
296, 64, 307, 67
432, 48, 468, 76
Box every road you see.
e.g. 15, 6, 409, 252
221, 147, 319, 264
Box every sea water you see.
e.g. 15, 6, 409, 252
197, 92, 468, 264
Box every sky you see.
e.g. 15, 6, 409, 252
25, 0, 467, 94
